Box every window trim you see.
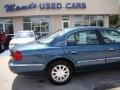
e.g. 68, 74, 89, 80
65, 29, 102, 46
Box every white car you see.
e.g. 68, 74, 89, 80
9, 31, 36, 50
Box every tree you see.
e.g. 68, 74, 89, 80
109, 15, 120, 29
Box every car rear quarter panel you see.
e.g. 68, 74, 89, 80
13, 45, 77, 70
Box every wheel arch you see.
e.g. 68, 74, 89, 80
45, 57, 76, 71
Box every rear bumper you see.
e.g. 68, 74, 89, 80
9, 61, 46, 74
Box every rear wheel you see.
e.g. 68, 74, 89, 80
47, 61, 73, 85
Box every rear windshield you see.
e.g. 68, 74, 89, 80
37, 31, 62, 44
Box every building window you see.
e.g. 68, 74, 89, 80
75, 16, 89, 26
74, 15, 104, 27
5, 24, 13, 34
23, 23, 32, 30
96, 16, 104, 26
90, 16, 96, 26
0, 19, 13, 35
23, 16, 49, 39
62, 16, 70, 29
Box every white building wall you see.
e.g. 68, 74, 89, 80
13, 17, 23, 33
0, 0, 119, 17
104, 15, 109, 28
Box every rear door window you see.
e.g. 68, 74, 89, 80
66, 30, 99, 46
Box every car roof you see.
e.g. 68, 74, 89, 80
56, 26, 115, 37
63, 26, 113, 32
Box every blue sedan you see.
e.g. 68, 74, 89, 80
9, 26, 120, 85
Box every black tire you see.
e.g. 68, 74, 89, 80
47, 61, 73, 85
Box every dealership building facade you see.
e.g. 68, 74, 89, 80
0, 0, 119, 38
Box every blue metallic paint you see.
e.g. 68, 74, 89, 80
9, 26, 120, 74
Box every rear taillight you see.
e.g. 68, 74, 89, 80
11, 51, 22, 61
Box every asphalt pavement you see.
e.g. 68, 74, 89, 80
1, 50, 120, 90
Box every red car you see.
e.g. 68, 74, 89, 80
0, 29, 7, 50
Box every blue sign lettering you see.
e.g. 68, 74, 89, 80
57, 3, 62, 9
66, 3, 86, 9
4, 2, 86, 12
4, 4, 15, 12
4, 2, 37, 12
66, 3, 72, 9
39, 3, 62, 9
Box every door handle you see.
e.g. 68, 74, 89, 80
109, 48, 115, 51
70, 51, 77, 54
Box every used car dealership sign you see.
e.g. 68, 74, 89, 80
4, 2, 86, 12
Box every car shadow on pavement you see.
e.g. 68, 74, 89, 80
12, 69, 120, 90
12, 75, 50, 90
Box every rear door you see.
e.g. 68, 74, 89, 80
63, 29, 106, 67
99, 30, 120, 63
